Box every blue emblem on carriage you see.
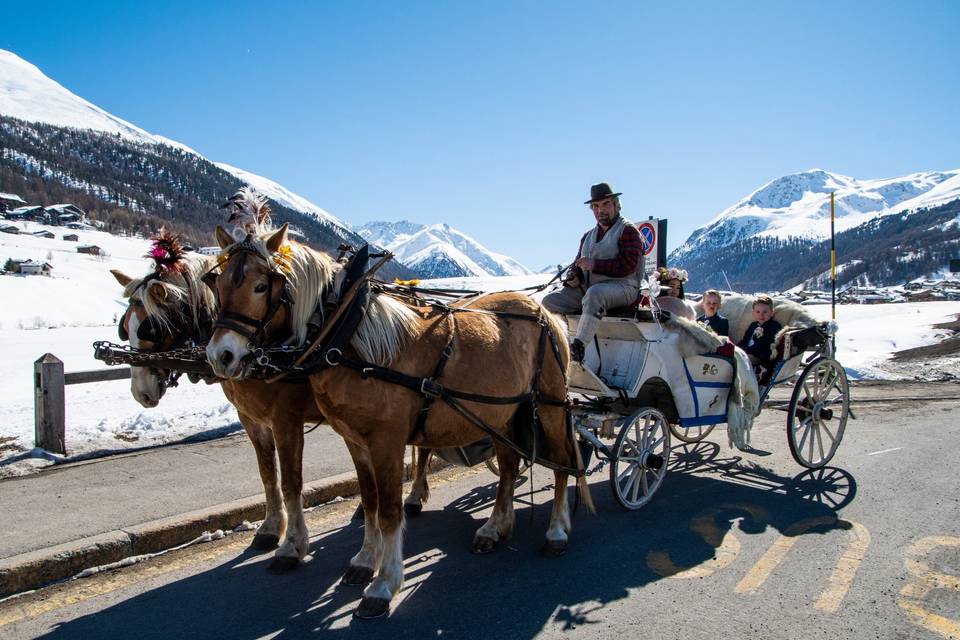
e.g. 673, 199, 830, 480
679, 355, 735, 428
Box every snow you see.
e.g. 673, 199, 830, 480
357, 221, 532, 278
674, 168, 960, 260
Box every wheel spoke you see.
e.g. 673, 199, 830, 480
820, 422, 837, 444
628, 467, 642, 501
802, 381, 814, 401
808, 423, 816, 462
641, 471, 650, 497
815, 424, 825, 462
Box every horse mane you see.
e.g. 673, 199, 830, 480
242, 230, 417, 365
123, 253, 217, 335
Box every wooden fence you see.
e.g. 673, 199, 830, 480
34, 353, 131, 454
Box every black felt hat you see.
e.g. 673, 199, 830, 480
584, 182, 622, 204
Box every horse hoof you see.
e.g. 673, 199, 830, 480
341, 565, 374, 587
541, 540, 568, 558
266, 556, 300, 573
351, 504, 365, 521
355, 596, 391, 619
403, 502, 423, 517
471, 536, 497, 555
250, 533, 279, 551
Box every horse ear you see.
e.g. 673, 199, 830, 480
265, 223, 289, 254
216, 225, 234, 249
147, 281, 168, 303
110, 269, 133, 287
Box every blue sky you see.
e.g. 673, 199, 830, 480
3, 1, 959, 269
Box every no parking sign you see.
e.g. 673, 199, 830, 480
636, 218, 667, 270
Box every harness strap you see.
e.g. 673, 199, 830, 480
410, 312, 456, 443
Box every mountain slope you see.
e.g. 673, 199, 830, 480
356, 220, 531, 279
674, 168, 960, 261
671, 168, 960, 291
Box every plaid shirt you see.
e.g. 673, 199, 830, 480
572, 220, 642, 278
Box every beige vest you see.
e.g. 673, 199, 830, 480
581, 216, 644, 289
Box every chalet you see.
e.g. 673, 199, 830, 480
4, 205, 45, 222
196, 246, 221, 256
45, 204, 86, 225
32, 230, 56, 239
18, 260, 53, 276
0, 192, 26, 213
62, 233, 80, 242
66, 222, 96, 231
1, 224, 19, 235
76, 244, 102, 256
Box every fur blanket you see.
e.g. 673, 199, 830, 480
694, 294, 821, 361
661, 314, 759, 449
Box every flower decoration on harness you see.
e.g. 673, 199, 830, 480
146, 230, 188, 274
215, 234, 294, 276
653, 266, 688, 283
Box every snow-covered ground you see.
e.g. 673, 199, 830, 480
1, 226, 956, 478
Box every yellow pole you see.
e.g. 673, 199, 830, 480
831, 192, 836, 321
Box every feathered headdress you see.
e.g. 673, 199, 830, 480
146, 230, 188, 273
221, 187, 272, 234
654, 266, 688, 283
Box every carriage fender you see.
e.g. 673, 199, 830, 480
635, 377, 680, 424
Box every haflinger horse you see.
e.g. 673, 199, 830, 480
206, 222, 592, 618
110, 228, 438, 571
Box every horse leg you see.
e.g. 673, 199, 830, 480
342, 440, 380, 587
471, 443, 519, 554
542, 470, 571, 557
403, 447, 432, 517
240, 414, 285, 551
357, 446, 405, 619
268, 415, 307, 572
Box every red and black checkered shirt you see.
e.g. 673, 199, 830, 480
573, 220, 642, 278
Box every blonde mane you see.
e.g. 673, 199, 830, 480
241, 231, 417, 365
123, 254, 218, 335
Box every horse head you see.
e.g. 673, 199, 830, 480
206, 223, 307, 379
111, 250, 216, 407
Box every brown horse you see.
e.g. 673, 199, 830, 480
111, 250, 437, 569
206, 223, 591, 618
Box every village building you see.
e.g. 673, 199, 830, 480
76, 244, 102, 256
17, 260, 53, 276
3, 205, 45, 222
62, 233, 80, 242
196, 246, 221, 256
0, 192, 27, 213
32, 230, 56, 239
1, 223, 20, 235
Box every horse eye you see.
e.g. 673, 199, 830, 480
254, 282, 269, 294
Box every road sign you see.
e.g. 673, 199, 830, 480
638, 221, 657, 256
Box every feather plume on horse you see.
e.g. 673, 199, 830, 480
221, 186, 273, 238
206, 223, 590, 618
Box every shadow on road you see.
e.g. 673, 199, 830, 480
41, 446, 857, 639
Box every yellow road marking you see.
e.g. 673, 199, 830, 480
647, 503, 767, 580
897, 535, 960, 639
814, 521, 870, 613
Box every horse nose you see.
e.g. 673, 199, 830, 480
219, 350, 235, 367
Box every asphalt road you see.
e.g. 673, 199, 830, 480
1, 392, 958, 639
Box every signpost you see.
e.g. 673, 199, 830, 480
638, 217, 668, 271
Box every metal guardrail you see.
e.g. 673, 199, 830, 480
34, 353, 131, 454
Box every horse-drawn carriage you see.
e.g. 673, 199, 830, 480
560, 303, 850, 510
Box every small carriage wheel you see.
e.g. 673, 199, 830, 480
787, 357, 849, 469
609, 408, 671, 510
669, 421, 716, 444
484, 456, 527, 484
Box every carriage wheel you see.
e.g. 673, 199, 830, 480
669, 421, 716, 444
609, 408, 671, 510
787, 357, 849, 468
484, 455, 527, 484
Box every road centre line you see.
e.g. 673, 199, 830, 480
867, 447, 903, 456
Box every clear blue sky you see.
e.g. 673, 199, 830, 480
3, 1, 959, 269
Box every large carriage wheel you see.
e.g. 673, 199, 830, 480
787, 357, 849, 468
669, 421, 716, 444
609, 408, 671, 510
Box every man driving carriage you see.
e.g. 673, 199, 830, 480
542, 182, 644, 363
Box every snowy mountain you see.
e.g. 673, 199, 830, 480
673, 168, 960, 262
671, 169, 960, 292
355, 220, 532, 279
0, 49, 345, 230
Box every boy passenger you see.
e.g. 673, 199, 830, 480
697, 289, 729, 337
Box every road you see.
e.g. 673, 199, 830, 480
1, 392, 958, 639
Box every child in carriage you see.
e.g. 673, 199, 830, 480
738, 295, 782, 384
696, 289, 729, 337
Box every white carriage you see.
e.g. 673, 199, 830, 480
565, 307, 850, 510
